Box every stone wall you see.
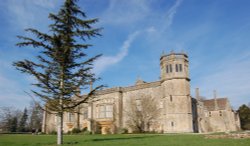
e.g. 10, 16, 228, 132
42, 52, 240, 134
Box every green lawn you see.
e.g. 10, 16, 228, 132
0, 134, 249, 146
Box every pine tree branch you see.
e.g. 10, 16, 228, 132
63, 85, 105, 109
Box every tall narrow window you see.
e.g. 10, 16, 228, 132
179, 64, 182, 72
176, 64, 178, 72
83, 108, 88, 119
166, 65, 169, 73
106, 105, 113, 118
169, 64, 172, 72
170, 95, 173, 102
171, 121, 174, 127
99, 105, 105, 118
68, 113, 75, 122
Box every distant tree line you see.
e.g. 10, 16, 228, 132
237, 103, 250, 130
0, 102, 43, 133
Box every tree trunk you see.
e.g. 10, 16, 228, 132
57, 112, 63, 145
57, 77, 64, 145
57, 97, 63, 145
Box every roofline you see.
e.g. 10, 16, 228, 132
160, 52, 188, 60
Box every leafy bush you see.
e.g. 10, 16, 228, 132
49, 130, 57, 135
81, 127, 88, 132
82, 130, 92, 135
72, 128, 81, 134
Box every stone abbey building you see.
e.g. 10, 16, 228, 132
42, 52, 241, 134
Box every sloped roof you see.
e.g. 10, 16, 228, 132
203, 98, 228, 111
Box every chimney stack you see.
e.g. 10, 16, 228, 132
214, 90, 218, 110
195, 88, 200, 100
90, 81, 93, 92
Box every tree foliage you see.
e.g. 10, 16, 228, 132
125, 95, 161, 133
13, 0, 102, 144
0, 107, 23, 132
29, 102, 43, 131
18, 108, 28, 132
9, 117, 18, 132
0, 105, 43, 133
238, 104, 250, 130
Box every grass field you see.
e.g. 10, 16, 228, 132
0, 134, 249, 146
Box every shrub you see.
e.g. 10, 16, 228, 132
81, 127, 88, 132
72, 128, 81, 134
118, 128, 128, 134
49, 130, 57, 135
82, 130, 92, 135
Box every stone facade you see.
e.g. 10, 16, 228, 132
42, 52, 240, 134
193, 89, 241, 133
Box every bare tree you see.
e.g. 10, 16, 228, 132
125, 95, 161, 133
0, 107, 22, 132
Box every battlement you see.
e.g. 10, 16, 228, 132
160, 52, 188, 60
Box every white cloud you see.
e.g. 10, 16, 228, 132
142, 0, 183, 47
146, 26, 157, 33
162, 0, 183, 31
92, 0, 184, 76
93, 31, 140, 75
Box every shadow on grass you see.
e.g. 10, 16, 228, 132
92, 135, 157, 142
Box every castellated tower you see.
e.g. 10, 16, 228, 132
160, 52, 193, 133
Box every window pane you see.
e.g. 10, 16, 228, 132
166, 65, 169, 73
106, 111, 113, 118
176, 64, 178, 72
106, 105, 113, 112
100, 112, 105, 118
179, 64, 182, 72
100, 105, 105, 112
171, 121, 174, 127
98, 105, 113, 118
99, 105, 105, 118
69, 113, 75, 122
170, 64, 172, 72
83, 109, 88, 119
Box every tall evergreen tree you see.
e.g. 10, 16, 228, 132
18, 108, 28, 132
9, 117, 18, 132
29, 102, 43, 132
13, 0, 103, 144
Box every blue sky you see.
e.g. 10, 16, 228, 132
0, 0, 250, 110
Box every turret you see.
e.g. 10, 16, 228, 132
160, 52, 190, 97
159, 51, 193, 133
160, 52, 189, 81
